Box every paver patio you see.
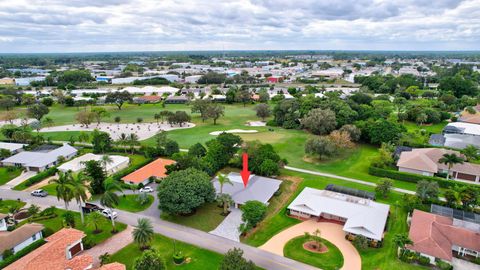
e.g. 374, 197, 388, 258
259, 220, 362, 270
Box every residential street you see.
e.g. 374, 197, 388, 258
0, 189, 318, 270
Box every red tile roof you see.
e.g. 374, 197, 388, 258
136, 95, 162, 102
407, 210, 480, 261
121, 158, 175, 183
5, 228, 89, 270
98, 262, 126, 270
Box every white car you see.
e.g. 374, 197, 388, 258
101, 209, 118, 219
139, 186, 153, 193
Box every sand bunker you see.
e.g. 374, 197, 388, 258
209, 129, 258, 136
40, 122, 195, 140
246, 121, 267, 127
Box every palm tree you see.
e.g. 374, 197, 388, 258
216, 193, 233, 215
117, 133, 128, 153
8, 205, 20, 224
217, 173, 232, 194
86, 211, 105, 234
100, 179, 122, 231
393, 233, 413, 257
438, 153, 464, 180
27, 204, 40, 222
70, 172, 91, 224
100, 155, 113, 174
49, 171, 74, 210
128, 133, 140, 154
132, 218, 154, 250
461, 145, 479, 161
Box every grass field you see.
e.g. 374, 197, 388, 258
110, 233, 224, 270
0, 167, 22, 186
116, 194, 154, 212
161, 202, 226, 232
283, 236, 344, 270
0, 200, 26, 213
243, 169, 425, 270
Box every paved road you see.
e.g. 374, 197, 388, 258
284, 166, 416, 195
0, 189, 318, 270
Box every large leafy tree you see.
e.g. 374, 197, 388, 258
301, 108, 336, 135
91, 130, 112, 153
219, 248, 256, 270
105, 91, 133, 110
27, 103, 49, 121
240, 200, 267, 231
157, 168, 215, 215
84, 160, 106, 194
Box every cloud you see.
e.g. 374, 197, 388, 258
0, 0, 478, 52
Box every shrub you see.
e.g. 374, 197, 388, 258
42, 227, 55, 237
436, 260, 453, 270
2, 249, 14, 259
417, 255, 431, 266
352, 235, 369, 250
23, 167, 58, 187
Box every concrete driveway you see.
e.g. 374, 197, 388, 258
209, 208, 243, 242
259, 220, 362, 270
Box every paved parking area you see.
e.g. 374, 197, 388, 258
259, 220, 362, 270
209, 208, 243, 242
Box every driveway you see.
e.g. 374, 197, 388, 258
0, 171, 36, 190
452, 258, 480, 270
259, 220, 362, 270
84, 225, 134, 267
209, 208, 243, 242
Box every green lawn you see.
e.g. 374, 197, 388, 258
404, 121, 447, 134
0, 200, 26, 213
40, 183, 58, 196
283, 236, 344, 270
19, 208, 127, 246
243, 169, 425, 270
116, 194, 154, 212
0, 167, 22, 186
161, 202, 226, 232
110, 233, 224, 270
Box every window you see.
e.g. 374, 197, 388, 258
32, 234, 37, 241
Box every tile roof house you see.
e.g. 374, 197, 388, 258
133, 95, 163, 104
397, 148, 480, 183
121, 158, 175, 185
407, 210, 480, 264
0, 221, 44, 261
288, 187, 390, 241
4, 228, 125, 270
212, 172, 282, 208
2, 143, 77, 172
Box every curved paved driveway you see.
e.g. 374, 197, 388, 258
259, 220, 361, 270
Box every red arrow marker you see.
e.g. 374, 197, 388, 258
240, 152, 250, 188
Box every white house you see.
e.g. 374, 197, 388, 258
288, 187, 390, 241
0, 220, 44, 261
0, 142, 26, 155
2, 143, 77, 172
58, 153, 130, 175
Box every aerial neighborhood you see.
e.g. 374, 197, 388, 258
0, 50, 479, 270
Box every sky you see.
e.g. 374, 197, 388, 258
0, 0, 479, 53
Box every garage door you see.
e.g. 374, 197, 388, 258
456, 173, 476, 182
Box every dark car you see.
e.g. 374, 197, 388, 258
30, 189, 48, 197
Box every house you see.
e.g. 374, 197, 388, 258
0, 221, 44, 261
133, 95, 162, 104
5, 228, 125, 270
266, 76, 283, 83
2, 143, 78, 172
212, 172, 281, 208
288, 187, 390, 241
443, 122, 480, 137
121, 158, 175, 185
0, 142, 26, 155
185, 75, 202, 83
429, 133, 480, 150
58, 153, 129, 175
165, 95, 189, 104
406, 209, 480, 264
396, 148, 480, 183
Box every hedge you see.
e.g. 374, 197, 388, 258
368, 166, 473, 189
12, 167, 58, 190
0, 239, 46, 268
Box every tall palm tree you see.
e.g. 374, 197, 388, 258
438, 153, 464, 180
100, 155, 113, 174
70, 172, 91, 224
49, 171, 74, 210
86, 211, 105, 233
128, 133, 140, 154
217, 173, 232, 194
100, 179, 122, 231
132, 218, 154, 250
117, 133, 128, 153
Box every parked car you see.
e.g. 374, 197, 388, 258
139, 186, 153, 193
101, 209, 118, 219
31, 189, 48, 197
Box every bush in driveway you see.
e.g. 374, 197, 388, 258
157, 168, 215, 215
240, 200, 267, 232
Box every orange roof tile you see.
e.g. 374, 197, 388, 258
5, 228, 89, 270
121, 158, 175, 183
407, 210, 480, 261
97, 262, 126, 270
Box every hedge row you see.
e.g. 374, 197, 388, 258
368, 166, 473, 189
13, 167, 58, 190
0, 239, 46, 268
